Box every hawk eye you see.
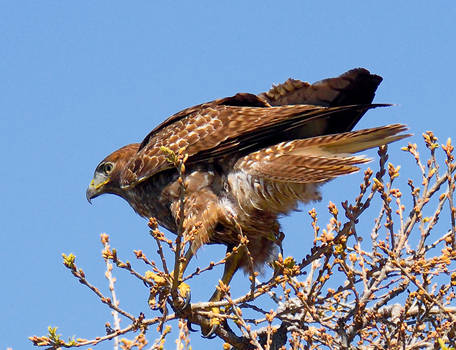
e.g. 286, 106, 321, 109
101, 162, 114, 175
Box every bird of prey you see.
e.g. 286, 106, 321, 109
87, 68, 408, 334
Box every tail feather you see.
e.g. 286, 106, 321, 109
234, 124, 410, 183
290, 124, 410, 156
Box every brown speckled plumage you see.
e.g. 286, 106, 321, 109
87, 68, 409, 274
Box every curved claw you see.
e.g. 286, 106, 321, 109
201, 323, 218, 339
187, 320, 198, 333
172, 284, 191, 312
200, 305, 221, 338
180, 290, 191, 310
142, 280, 150, 288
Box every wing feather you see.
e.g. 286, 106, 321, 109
119, 69, 394, 188
259, 68, 382, 108
120, 104, 386, 188
234, 124, 410, 183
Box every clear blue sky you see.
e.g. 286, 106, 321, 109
1, 2, 455, 349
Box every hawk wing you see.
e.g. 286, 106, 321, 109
139, 92, 271, 146
258, 67, 383, 132
120, 103, 387, 188
259, 68, 382, 107
119, 68, 387, 188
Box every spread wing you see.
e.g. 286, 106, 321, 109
119, 68, 386, 188
120, 103, 386, 188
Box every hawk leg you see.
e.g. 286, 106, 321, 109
201, 245, 244, 338
168, 188, 221, 311
172, 247, 195, 310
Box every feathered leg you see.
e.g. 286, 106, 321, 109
200, 245, 245, 337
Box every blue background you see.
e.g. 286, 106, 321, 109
2, 1, 455, 349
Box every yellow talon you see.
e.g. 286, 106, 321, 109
209, 307, 221, 327
178, 282, 191, 299
146, 270, 191, 310
176, 282, 191, 309
200, 306, 221, 338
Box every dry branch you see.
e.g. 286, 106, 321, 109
30, 132, 456, 350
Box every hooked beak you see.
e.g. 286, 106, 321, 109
86, 178, 107, 204
86, 180, 96, 204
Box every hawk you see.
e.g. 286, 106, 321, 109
87, 68, 408, 334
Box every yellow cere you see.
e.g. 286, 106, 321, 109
93, 179, 109, 189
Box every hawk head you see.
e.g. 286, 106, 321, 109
86, 143, 139, 203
